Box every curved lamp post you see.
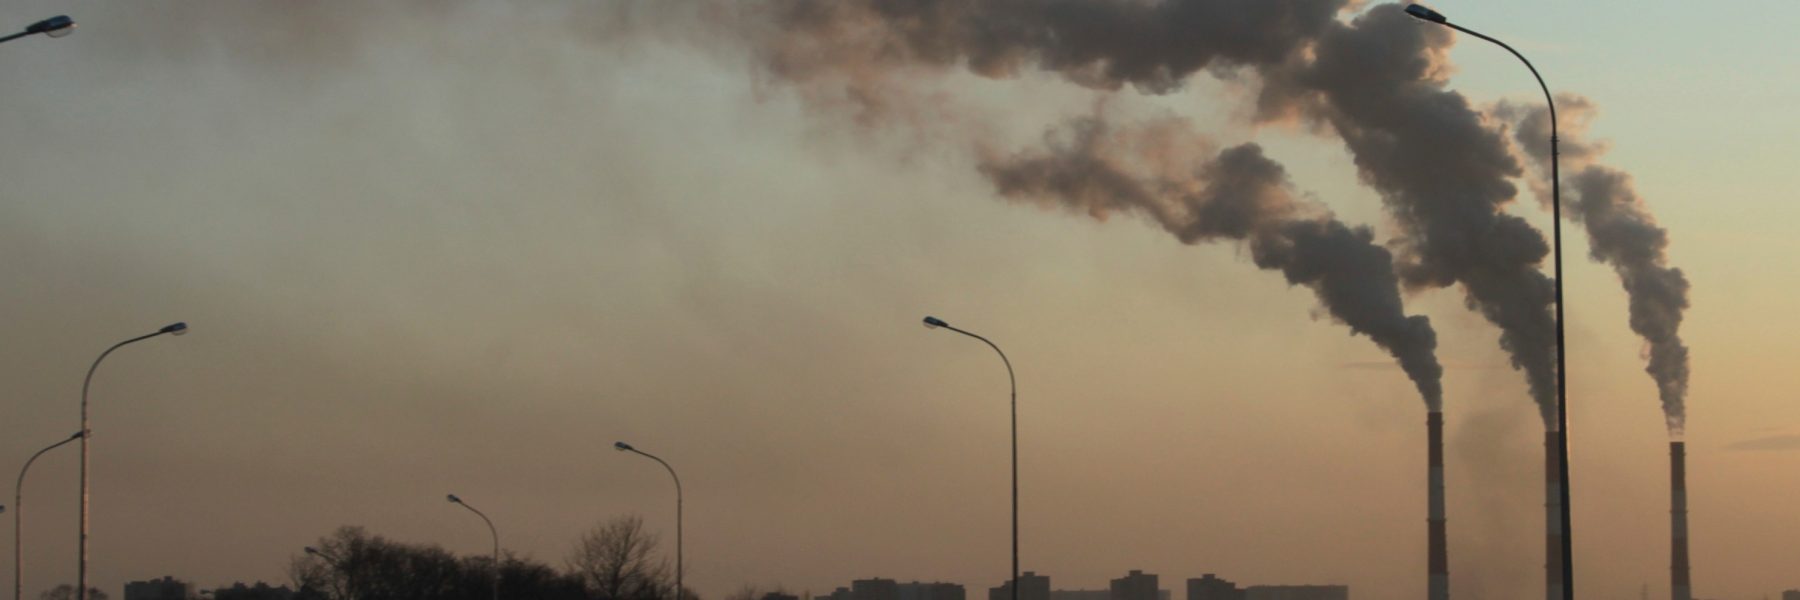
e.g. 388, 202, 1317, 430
614, 441, 681, 600
1403, 5, 1572, 599
17, 431, 84, 600
79, 321, 187, 600
921, 315, 1018, 600
447, 494, 501, 600
0, 16, 74, 44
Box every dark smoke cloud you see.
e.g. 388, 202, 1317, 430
1495, 97, 1692, 435
737, 1, 1575, 426
747, 0, 1346, 120
1254, 7, 1560, 427
980, 113, 1443, 407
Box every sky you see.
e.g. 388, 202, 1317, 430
1, 1, 1797, 599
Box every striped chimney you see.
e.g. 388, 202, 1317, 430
1428, 411, 1449, 600
1671, 441, 1691, 600
1545, 431, 1563, 600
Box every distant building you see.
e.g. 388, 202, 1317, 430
1187, 574, 1244, 600
124, 577, 192, 600
824, 587, 855, 600
855, 578, 901, 600
990, 571, 1052, 600
762, 593, 800, 600
209, 582, 295, 600
899, 581, 966, 600
1051, 589, 1109, 600
1110, 571, 1160, 600
1242, 585, 1347, 600
1782, 591, 1799, 600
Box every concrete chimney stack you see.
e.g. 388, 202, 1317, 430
1671, 441, 1691, 600
1545, 431, 1563, 600
1428, 411, 1449, 600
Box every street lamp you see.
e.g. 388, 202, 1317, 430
78, 321, 187, 600
0, 16, 75, 44
614, 441, 682, 600
17, 431, 84, 600
447, 494, 501, 600
920, 315, 1018, 600
1403, 5, 1573, 599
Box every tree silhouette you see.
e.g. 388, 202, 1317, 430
567, 515, 673, 600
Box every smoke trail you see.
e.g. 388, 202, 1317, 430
1253, 6, 1561, 427
980, 114, 1443, 406
1495, 98, 1693, 436
739, 0, 1558, 424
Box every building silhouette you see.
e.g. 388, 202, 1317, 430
1051, 589, 1108, 600
123, 577, 192, 600
1781, 590, 1799, 600
1187, 574, 1243, 600
1241, 585, 1347, 600
1110, 571, 1159, 600
899, 581, 965, 600
990, 571, 1052, 600
855, 579, 901, 600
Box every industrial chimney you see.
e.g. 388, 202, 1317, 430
1671, 441, 1691, 600
1545, 431, 1563, 600
1428, 411, 1448, 600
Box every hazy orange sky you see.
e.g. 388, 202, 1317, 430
2, 1, 1797, 599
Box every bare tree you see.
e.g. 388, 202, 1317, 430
567, 515, 672, 600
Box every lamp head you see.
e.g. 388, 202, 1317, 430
922, 316, 948, 330
1404, 4, 1447, 24
26, 15, 74, 38
614, 441, 634, 452
446, 494, 462, 504
70, 431, 86, 440
304, 546, 321, 555
160, 322, 189, 336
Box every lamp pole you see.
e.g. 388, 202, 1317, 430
16, 431, 83, 600
0, 15, 74, 45
1403, 5, 1572, 599
614, 442, 682, 600
447, 494, 501, 600
921, 315, 1017, 600
78, 322, 188, 600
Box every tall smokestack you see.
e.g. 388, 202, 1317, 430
1671, 441, 1691, 600
1427, 411, 1448, 600
1545, 431, 1563, 600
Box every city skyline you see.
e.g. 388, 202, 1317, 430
3, 0, 1799, 599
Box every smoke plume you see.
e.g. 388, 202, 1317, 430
1252, 7, 1560, 427
980, 114, 1444, 406
736, 1, 1588, 426
1495, 97, 1693, 436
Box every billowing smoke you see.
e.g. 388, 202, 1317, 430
1252, 7, 1560, 427
736, 0, 1564, 424
980, 114, 1443, 406
1495, 98, 1692, 436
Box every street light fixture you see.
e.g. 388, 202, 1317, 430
0, 16, 75, 44
614, 441, 682, 600
16, 431, 83, 600
1402, 5, 1573, 599
78, 321, 188, 600
447, 494, 501, 600
919, 315, 1018, 600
